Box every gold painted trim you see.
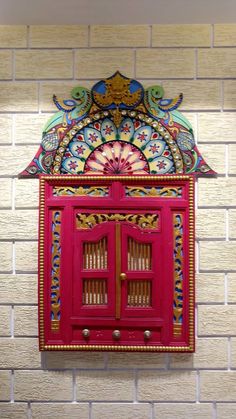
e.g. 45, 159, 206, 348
125, 186, 182, 198
39, 178, 46, 350
53, 185, 109, 197
42, 344, 193, 352
41, 174, 191, 182
188, 175, 195, 350
76, 212, 158, 230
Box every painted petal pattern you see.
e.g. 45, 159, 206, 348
118, 118, 135, 141
84, 127, 102, 148
133, 125, 152, 148
101, 119, 117, 141
69, 141, 91, 159
84, 141, 149, 175
151, 156, 174, 174
62, 157, 84, 174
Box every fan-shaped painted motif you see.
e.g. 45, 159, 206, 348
84, 141, 149, 175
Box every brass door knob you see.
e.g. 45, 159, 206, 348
144, 330, 152, 340
120, 272, 127, 281
82, 328, 90, 338
112, 330, 121, 340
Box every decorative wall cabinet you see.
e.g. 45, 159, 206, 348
20, 72, 215, 352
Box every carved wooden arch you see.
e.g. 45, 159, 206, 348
19, 72, 215, 178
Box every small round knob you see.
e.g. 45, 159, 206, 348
144, 330, 152, 340
82, 328, 90, 338
120, 273, 127, 281
112, 330, 121, 340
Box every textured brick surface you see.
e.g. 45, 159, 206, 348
136, 49, 195, 78
0, 306, 11, 336
198, 178, 236, 207
75, 49, 134, 79
15, 370, 73, 401
228, 273, 236, 303
198, 143, 225, 174
0, 115, 12, 144
214, 24, 236, 46
0, 403, 28, 418
0, 82, 38, 112
107, 352, 165, 369
153, 403, 213, 419
15, 50, 73, 79
196, 209, 225, 239
15, 179, 39, 208
31, 403, 89, 419
0, 51, 12, 80
92, 403, 151, 419
169, 338, 228, 369
15, 114, 50, 144
0, 371, 11, 400
0, 145, 39, 176
198, 306, 236, 335
196, 273, 225, 303
0, 210, 38, 240
0, 338, 40, 369
90, 25, 150, 47
224, 80, 236, 109
0, 26, 27, 47
15, 241, 38, 271
14, 306, 38, 336
200, 371, 236, 401
230, 337, 236, 368
198, 112, 236, 143
30, 25, 88, 48
0, 178, 12, 208
198, 48, 236, 78
76, 371, 134, 401
199, 241, 236, 271
137, 371, 196, 401
0, 274, 37, 304
229, 144, 236, 174
217, 404, 236, 419
152, 24, 211, 47
44, 351, 104, 370
229, 209, 236, 239
0, 242, 12, 272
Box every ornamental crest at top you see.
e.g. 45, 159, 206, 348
19, 71, 215, 177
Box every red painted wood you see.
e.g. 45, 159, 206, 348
39, 175, 195, 352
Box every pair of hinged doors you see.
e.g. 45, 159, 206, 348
39, 175, 194, 352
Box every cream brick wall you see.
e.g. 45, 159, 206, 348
0, 23, 235, 419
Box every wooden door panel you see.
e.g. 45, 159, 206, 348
120, 223, 162, 319
73, 223, 116, 317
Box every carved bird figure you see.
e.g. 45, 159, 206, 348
53, 86, 92, 114
144, 85, 183, 117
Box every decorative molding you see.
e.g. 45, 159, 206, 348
125, 186, 182, 197
51, 210, 61, 332
76, 212, 159, 230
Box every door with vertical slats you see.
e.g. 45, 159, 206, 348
120, 223, 161, 319
73, 223, 116, 317
74, 217, 161, 321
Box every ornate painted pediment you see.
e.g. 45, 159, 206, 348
19, 72, 215, 177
